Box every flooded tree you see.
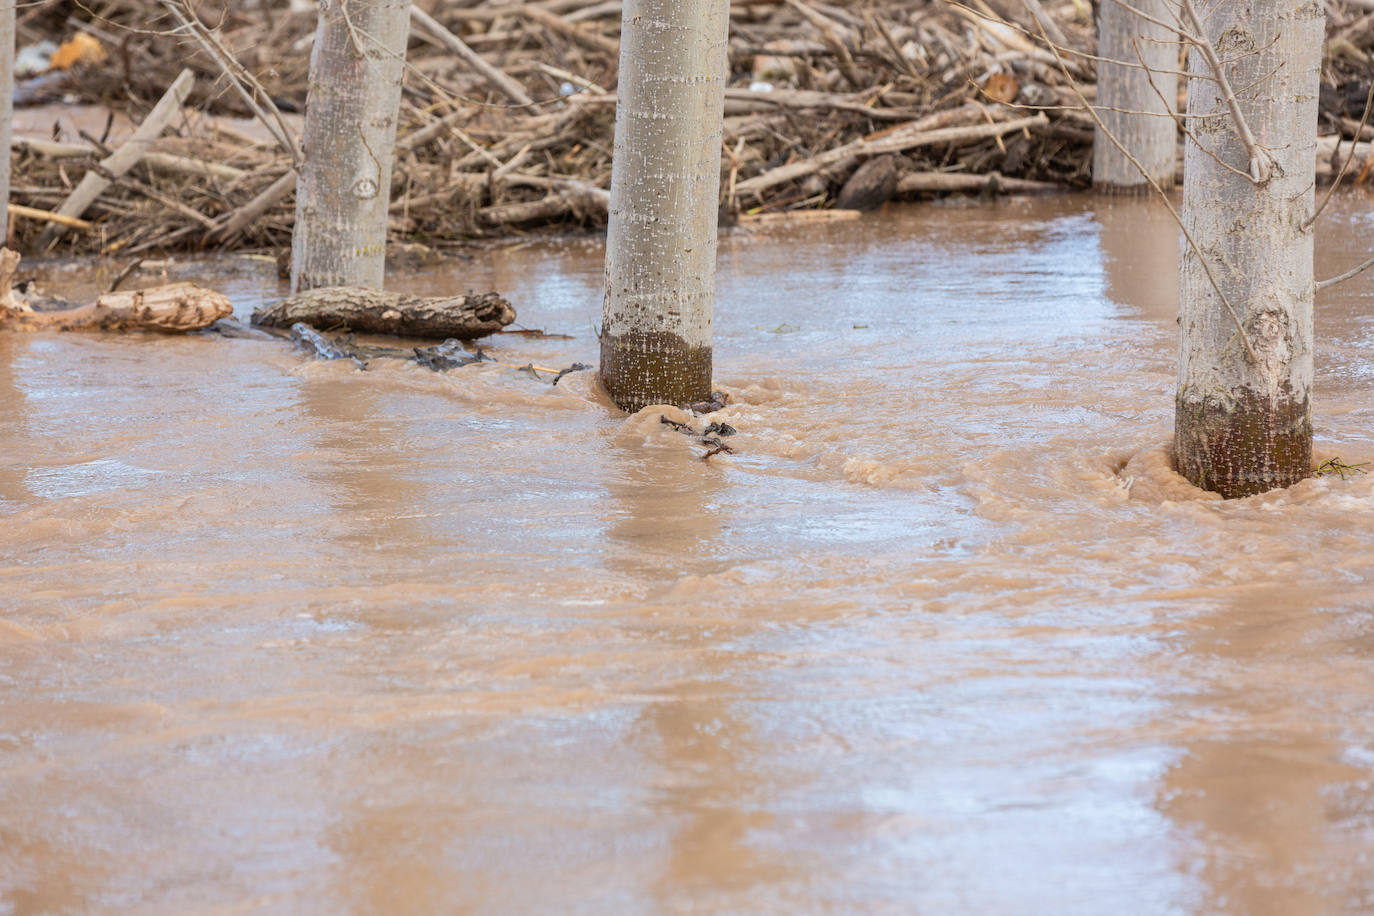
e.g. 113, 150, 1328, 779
1092, 0, 1178, 191
1174, 0, 1324, 497
291, 0, 410, 293
0, 1, 12, 243
599, 0, 730, 413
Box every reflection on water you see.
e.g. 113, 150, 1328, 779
3, 194, 1374, 913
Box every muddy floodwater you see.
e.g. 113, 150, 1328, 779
3, 195, 1374, 914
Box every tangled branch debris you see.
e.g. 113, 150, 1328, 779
6, 0, 1371, 256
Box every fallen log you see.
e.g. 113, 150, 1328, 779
252, 287, 516, 339
0, 248, 232, 332
896, 171, 1062, 194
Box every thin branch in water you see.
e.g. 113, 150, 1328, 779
1180, 0, 1273, 183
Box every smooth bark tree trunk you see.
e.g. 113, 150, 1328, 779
1092, 0, 1178, 192
291, 0, 411, 293
0, 2, 15, 244
599, 0, 730, 413
1174, 0, 1323, 498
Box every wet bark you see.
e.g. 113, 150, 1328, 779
253, 287, 515, 339
1092, 0, 1178, 192
1174, 0, 1323, 498
291, 0, 411, 293
599, 0, 729, 413
0, 2, 13, 244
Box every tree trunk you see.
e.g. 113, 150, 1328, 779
1174, 0, 1323, 498
0, 248, 232, 332
1092, 0, 1178, 192
0, 2, 12, 245
599, 0, 730, 413
291, 0, 411, 293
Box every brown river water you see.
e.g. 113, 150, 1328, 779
3, 194, 1374, 914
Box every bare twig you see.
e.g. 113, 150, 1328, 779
1179, 0, 1274, 183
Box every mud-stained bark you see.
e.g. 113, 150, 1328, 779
599, 0, 729, 413
0, 3, 13, 243
600, 331, 713, 412
291, 0, 411, 293
1175, 0, 1323, 498
253, 287, 515, 339
1092, 0, 1178, 193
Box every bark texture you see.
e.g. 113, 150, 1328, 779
600, 0, 729, 412
253, 287, 515, 339
0, 2, 13, 244
1175, 0, 1323, 498
291, 0, 411, 292
1092, 0, 1178, 192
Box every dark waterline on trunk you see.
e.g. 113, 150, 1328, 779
3, 194, 1374, 913
599, 329, 713, 413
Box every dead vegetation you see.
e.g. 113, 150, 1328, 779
6, 0, 1372, 256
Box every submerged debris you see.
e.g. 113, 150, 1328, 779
660, 415, 696, 434
660, 413, 739, 460
289, 322, 366, 368
689, 391, 731, 414
699, 438, 736, 461
703, 422, 737, 438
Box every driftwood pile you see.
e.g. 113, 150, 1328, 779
7, 0, 1374, 256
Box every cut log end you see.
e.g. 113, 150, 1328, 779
835, 155, 900, 211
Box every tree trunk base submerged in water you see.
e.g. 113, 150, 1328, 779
1174, 388, 1313, 498
598, 0, 729, 413
1173, 0, 1322, 498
